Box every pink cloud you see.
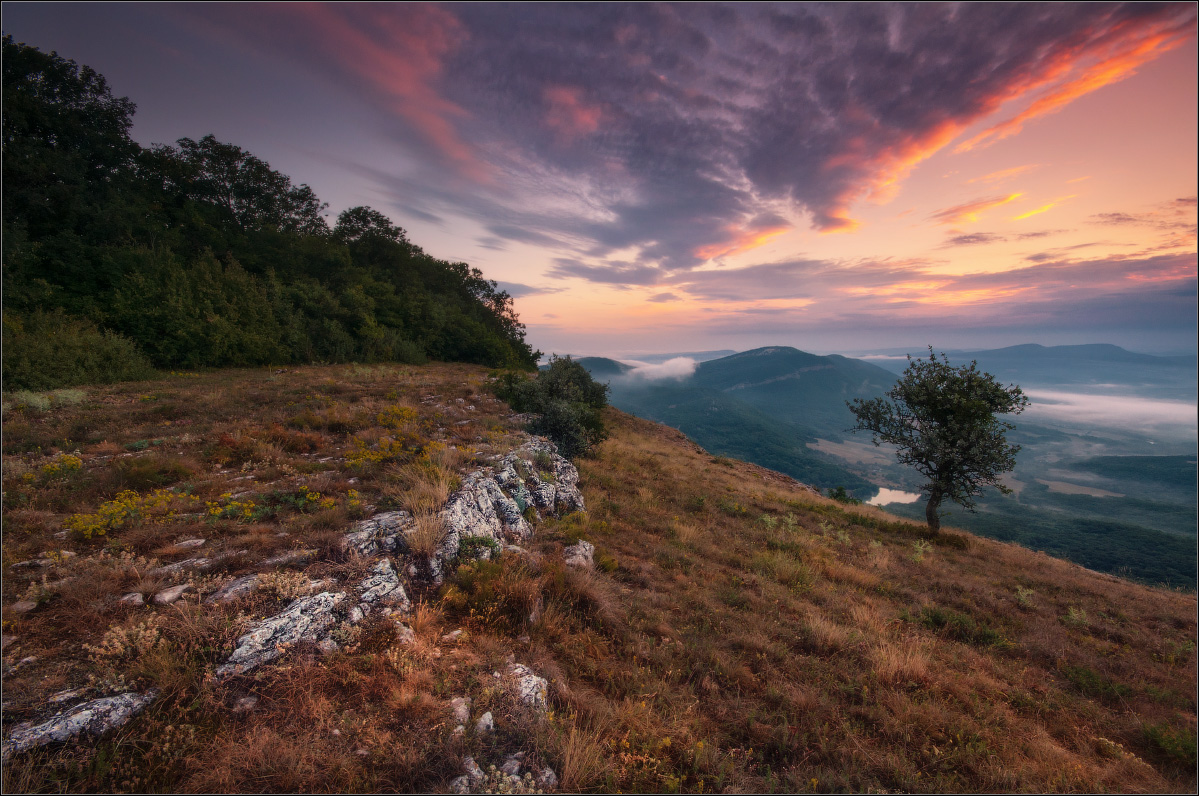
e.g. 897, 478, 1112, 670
543, 85, 603, 143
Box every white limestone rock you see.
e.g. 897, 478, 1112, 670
506, 663, 549, 711
216, 591, 345, 677
474, 711, 495, 735
449, 696, 472, 724
204, 574, 260, 604
563, 540, 595, 569
2, 690, 157, 758
149, 557, 210, 578
342, 511, 413, 557
355, 559, 411, 613
152, 584, 193, 605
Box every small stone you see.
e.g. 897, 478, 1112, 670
450, 696, 472, 724
153, 584, 193, 605
348, 605, 365, 624
174, 538, 206, 549
9, 601, 37, 614
119, 592, 145, 606
462, 755, 485, 783
232, 695, 259, 713
506, 663, 549, 711
318, 638, 339, 655
394, 622, 415, 644
563, 540, 595, 569
536, 766, 559, 789
449, 775, 471, 794
453, 724, 465, 736
474, 711, 495, 735
442, 629, 464, 642
1, 635, 15, 650
500, 753, 524, 775
47, 688, 87, 705
204, 574, 259, 604
53, 531, 68, 540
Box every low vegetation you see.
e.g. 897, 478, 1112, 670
2, 362, 1195, 792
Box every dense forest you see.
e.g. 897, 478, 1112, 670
2, 36, 539, 390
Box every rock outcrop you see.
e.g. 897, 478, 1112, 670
216, 591, 346, 678
2, 691, 158, 759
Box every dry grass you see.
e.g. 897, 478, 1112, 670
2, 364, 1195, 793
406, 514, 447, 557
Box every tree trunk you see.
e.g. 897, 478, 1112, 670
925, 491, 942, 533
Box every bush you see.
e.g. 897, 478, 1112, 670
496, 355, 608, 459
2, 310, 154, 390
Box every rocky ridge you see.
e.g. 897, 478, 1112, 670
2, 437, 584, 777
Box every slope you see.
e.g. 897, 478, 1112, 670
2, 363, 1195, 793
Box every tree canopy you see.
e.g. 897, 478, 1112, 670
847, 349, 1029, 531
2, 35, 539, 389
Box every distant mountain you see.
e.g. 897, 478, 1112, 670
573, 357, 634, 378
622, 350, 738, 364
687, 347, 897, 436
576, 346, 898, 493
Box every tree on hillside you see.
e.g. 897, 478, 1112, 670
157, 134, 328, 235
2, 34, 139, 240
847, 349, 1028, 532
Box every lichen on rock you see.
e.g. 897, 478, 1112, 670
2, 690, 158, 758
215, 591, 345, 678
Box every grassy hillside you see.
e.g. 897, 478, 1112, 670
2, 363, 1195, 792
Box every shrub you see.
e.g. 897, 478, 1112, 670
2, 310, 154, 390
496, 355, 608, 459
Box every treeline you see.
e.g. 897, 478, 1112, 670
2, 36, 538, 390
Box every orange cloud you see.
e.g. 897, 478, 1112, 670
291, 4, 490, 182
929, 193, 1023, 225
955, 27, 1192, 153
694, 224, 791, 260
543, 85, 604, 143
1012, 195, 1076, 221
811, 15, 1191, 232
969, 165, 1040, 184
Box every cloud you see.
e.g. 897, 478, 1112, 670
546, 258, 664, 286
1023, 390, 1197, 437
186, 3, 1197, 270
493, 281, 566, 298
648, 292, 681, 302
929, 194, 1023, 225
968, 165, 1041, 184
622, 356, 699, 380
943, 232, 1006, 247
543, 85, 604, 143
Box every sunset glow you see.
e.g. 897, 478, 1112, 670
4, 2, 1195, 355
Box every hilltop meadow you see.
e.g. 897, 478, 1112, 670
2, 363, 1195, 793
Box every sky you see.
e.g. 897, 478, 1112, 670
4, 2, 1197, 356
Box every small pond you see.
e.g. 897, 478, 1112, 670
867, 488, 922, 506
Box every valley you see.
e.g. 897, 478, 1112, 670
579, 344, 1198, 588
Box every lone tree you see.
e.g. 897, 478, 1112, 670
847, 349, 1029, 532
